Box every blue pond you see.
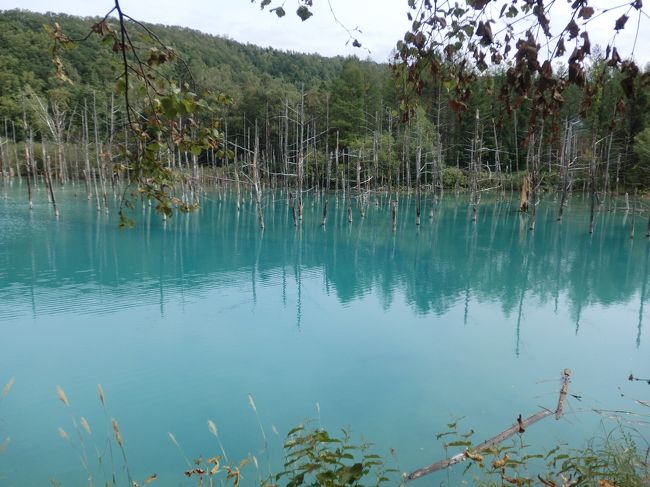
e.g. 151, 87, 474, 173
0, 183, 648, 485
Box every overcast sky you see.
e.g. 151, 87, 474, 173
2, 0, 650, 66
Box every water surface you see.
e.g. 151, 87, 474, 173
0, 183, 648, 486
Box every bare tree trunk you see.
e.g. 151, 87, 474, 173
284, 99, 290, 197
22, 110, 33, 209
405, 126, 411, 191
42, 143, 59, 217
387, 111, 393, 192
320, 197, 328, 226
82, 102, 92, 201
289, 191, 297, 226
415, 141, 421, 226
357, 147, 365, 218
297, 87, 305, 221
3, 119, 14, 178
603, 132, 613, 204
0, 119, 5, 178
528, 132, 538, 231
373, 119, 379, 191
492, 120, 504, 199
513, 110, 520, 173
24, 137, 32, 208
11, 121, 20, 180
588, 137, 597, 234
631, 188, 637, 239
470, 109, 481, 222
347, 153, 353, 224
108, 93, 116, 191
234, 140, 241, 212
93, 93, 108, 212
335, 131, 340, 195
557, 120, 571, 222
251, 124, 265, 230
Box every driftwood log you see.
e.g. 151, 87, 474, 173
405, 368, 572, 482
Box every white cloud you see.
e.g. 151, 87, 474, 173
3, 0, 650, 66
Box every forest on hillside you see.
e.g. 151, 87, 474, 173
1, 8, 650, 225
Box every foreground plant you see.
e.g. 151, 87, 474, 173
422, 414, 650, 487
272, 424, 398, 487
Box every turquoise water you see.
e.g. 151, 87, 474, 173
0, 182, 649, 486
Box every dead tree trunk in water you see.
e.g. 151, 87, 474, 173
82, 103, 92, 200
320, 198, 328, 226
588, 137, 597, 234
415, 141, 421, 226
297, 87, 305, 222
22, 110, 33, 209
11, 121, 20, 181
528, 129, 541, 232
26, 128, 33, 209
234, 136, 241, 212
631, 188, 637, 239
42, 142, 59, 217
289, 192, 297, 226
492, 120, 504, 200
0, 119, 6, 178
93, 92, 108, 213
284, 99, 290, 197
347, 153, 353, 224
252, 125, 265, 230
557, 119, 571, 222
334, 131, 340, 195
356, 147, 365, 218
469, 109, 481, 222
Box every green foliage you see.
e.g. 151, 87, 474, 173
434, 418, 650, 487
632, 127, 650, 187
553, 425, 650, 487
274, 425, 397, 487
442, 167, 467, 188
328, 61, 385, 139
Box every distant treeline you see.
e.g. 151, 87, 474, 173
1, 8, 650, 194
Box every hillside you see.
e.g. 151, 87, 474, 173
0, 9, 387, 124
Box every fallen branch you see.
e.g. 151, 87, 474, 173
404, 368, 572, 482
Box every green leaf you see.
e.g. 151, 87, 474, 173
273, 6, 285, 17
160, 97, 176, 118
287, 425, 305, 436
260, 0, 271, 8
